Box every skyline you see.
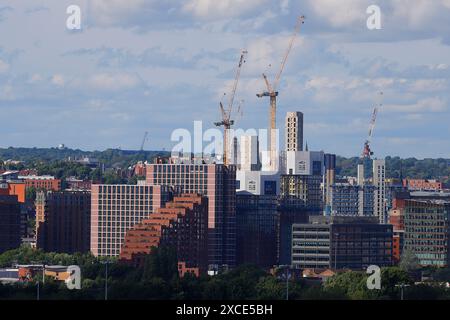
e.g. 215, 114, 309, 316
1, 1, 450, 158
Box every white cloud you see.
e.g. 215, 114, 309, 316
0, 59, 9, 73
385, 97, 447, 113
51, 74, 65, 86
183, 0, 268, 19
307, 0, 368, 28
87, 73, 141, 91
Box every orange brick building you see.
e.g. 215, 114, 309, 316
23, 176, 61, 191
120, 194, 208, 277
403, 179, 443, 191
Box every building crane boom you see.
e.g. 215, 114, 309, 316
140, 131, 148, 151
214, 50, 248, 166
256, 15, 305, 170
362, 91, 383, 159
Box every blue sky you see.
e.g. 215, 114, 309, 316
1, 0, 450, 159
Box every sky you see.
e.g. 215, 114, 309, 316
1, 0, 450, 159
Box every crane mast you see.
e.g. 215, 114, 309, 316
214, 50, 247, 166
256, 16, 305, 171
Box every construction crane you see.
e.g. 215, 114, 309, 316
140, 131, 149, 151
256, 15, 305, 169
361, 92, 383, 159
214, 50, 247, 165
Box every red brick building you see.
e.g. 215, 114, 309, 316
389, 198, 406, 264
120, 194, 208, 276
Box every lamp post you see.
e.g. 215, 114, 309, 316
101, 260, 112, 300
395, 283, 410, 300
278, 265, 291, 300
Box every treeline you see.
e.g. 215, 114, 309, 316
1, 148, 449, 183
337, 156, 450, 182
1, 246, 450, 300
0, 147, 169, 170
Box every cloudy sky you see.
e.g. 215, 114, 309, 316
1, 0, 450, 158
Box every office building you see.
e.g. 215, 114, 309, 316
35, 191, 91, 254
146, 162, 236, 268
403, 199, 450, 267
0, 195, 21, 254
120, 194, 208, 276
292, 216, 393, 270
285, 112, 303, 152
90, 183, 171, 257
277, 201, 309, 265
236, 193, 278, 268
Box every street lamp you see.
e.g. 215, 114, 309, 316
101, 260, 112, 300
395, 283, 410, 300
278, 265, 291, 300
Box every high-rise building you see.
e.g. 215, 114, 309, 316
120, 194, 209, 276
373, 159, 386, 223
0, 195, 21, 254
90, 183, 171, 257
285, 112, 303, 152
403, 199, 450, 267
292, 216, 393, 270
35, 190, 91, 254
146, 162, 236, 268
236, 193, 278, 268
323, 154, 336, 214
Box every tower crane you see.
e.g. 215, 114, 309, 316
256, 15, 305, 170
214, 50, 248, 166
361, 91, 383, 159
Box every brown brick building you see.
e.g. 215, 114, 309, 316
120, 194, 208, 276
35, 191, 91, 253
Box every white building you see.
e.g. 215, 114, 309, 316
286, 151, 324, 176
240, 135, 260, 171
373, 159, 386, 223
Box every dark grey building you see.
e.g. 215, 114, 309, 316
0, 195, 21, 254
236, 193, 279, 268
292, 216, 393, 270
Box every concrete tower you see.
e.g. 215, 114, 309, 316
285, 112, 304, 152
